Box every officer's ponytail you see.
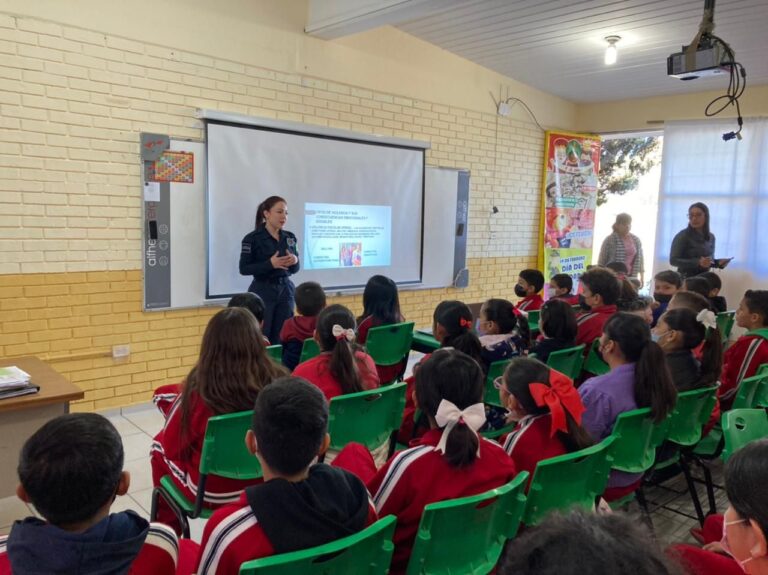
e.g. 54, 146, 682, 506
255, 196, 287, 229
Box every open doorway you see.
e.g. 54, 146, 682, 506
592, 132, 663, 293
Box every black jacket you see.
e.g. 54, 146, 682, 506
669, 227, 715, 278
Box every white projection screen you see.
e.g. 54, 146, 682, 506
206, 120, 425, 298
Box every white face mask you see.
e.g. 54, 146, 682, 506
546, 286, 559, 299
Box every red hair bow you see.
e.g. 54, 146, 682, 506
528, 370, 585, 437
459, 317, 472, 329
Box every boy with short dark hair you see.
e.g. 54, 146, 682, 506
279, 282, 327, 370
682, 276, 711, 300
720, 290, 768, 410
575, 267, 620, 346
651, 270, 683, 326
0, 413, 189, 575
548, 273, 580, 306
700, 271, 728, 313
516, 269, 545, 311
195, 377, 376, 575
229, 292, 270, 344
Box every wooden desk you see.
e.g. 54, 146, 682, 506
0, 356, 84, 497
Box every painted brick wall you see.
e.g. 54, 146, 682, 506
0, 14, 544, 409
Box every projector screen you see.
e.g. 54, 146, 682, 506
206, 121, 425, 298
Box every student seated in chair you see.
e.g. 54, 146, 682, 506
279, 281, 326, 371
529, 299, 578, 363
720, 290, 768, 411
0, 413, 195, 575
195, 377, 377, 575
575, 267, 620, 348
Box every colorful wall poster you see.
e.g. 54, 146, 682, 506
538, 131, 601, 294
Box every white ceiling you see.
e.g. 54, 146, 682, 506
392, 0, 768, 103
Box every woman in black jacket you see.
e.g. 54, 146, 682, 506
669, 202, 731, 278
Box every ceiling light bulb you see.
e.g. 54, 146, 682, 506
604, 35, 621, 65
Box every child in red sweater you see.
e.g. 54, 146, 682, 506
515, 268, 545, 311
293, 304, 379, 401
498, 357, 592, 486
720, 290, 768, 409
369, 349, 517, 574
279, 281, 326, 371
195, 377, 376, 575
150, 308, 287, 532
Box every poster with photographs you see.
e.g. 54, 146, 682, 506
539, 131, 601, 290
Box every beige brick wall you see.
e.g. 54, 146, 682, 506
0, 13, 545, 409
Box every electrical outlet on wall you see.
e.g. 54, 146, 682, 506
112, 344, 130, 358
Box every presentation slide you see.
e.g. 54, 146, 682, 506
304, 203, 391, 270
206, 121, 425, 296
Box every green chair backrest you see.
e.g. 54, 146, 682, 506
666, 386, 719, 447
484, 360, 511, 407
583, 339, 609, 377
523, 436, 615, 526
328, 382, 407, 452
546, 344, 586, 381
717, 311, 736, 340
526, 310, 541, 331
608, 407, 671, 474
239, 515, 397, 575
200, 410, 263, 479
754, 364, 768, 408
267, 344, 283, 363
732, 372, 768, 410
405, 472, 529, 575
365, 322, 415, 367
722, 409, 768, 462
299, 338, 321, 364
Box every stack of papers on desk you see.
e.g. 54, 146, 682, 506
0, 366, 39, 399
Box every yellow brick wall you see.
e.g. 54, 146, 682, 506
0, 13, 545, 409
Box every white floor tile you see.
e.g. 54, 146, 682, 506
122, 432, 153, 462
124, 457, 154, 492
130, 487, 154, 516
123, 406, 165, 437
106, 414, 144, 437
189, 517, 207, 544
0, 496, 30, 530
110, 493, 145, 517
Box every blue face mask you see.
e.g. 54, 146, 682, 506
651, 331, 669, 344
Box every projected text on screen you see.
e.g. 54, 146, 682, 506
304, 203, 392, 270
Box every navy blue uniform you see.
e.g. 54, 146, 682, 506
239, 227, 300, 344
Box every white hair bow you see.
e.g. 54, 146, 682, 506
696, 309, 718, 331
331, 324, 355, 342
434, 399, 486, 457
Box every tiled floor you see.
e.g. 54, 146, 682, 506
0, 392, 726, 551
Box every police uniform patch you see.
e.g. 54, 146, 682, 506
287, 237, 296, 248
241, 242, 251, 254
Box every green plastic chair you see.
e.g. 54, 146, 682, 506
546, 344, 586, 381
609, 407, 671, 474
327, 382, 407, 456
722, 409, 768, 462
365, 322, 415, 383
583, 339, 609, 377
267, 344, 283, 363
716, 311, 736, 341
753, 363, 768, 408
405, 472, 529, 575
151, 410, 262, 538
484, 360, 511, 407
653, 386, 718, 526
299, 338, 321, 364
239, 515, 397, 575
526, 310, 541, 332
523, 436, 615, 526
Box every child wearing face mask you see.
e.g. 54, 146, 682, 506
548, 273, 580, 306
651, 270, 683, 327
477, 298, 531, 369
515, 269, 545, 312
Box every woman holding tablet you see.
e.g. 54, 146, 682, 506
670, 202, 732, 278
239, 196, 299, 344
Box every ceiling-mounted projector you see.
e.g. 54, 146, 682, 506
667, 38, 730, 80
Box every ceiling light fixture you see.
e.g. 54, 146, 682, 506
604, 35, 621, 65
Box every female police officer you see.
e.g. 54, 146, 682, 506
239, 195, 299, 343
